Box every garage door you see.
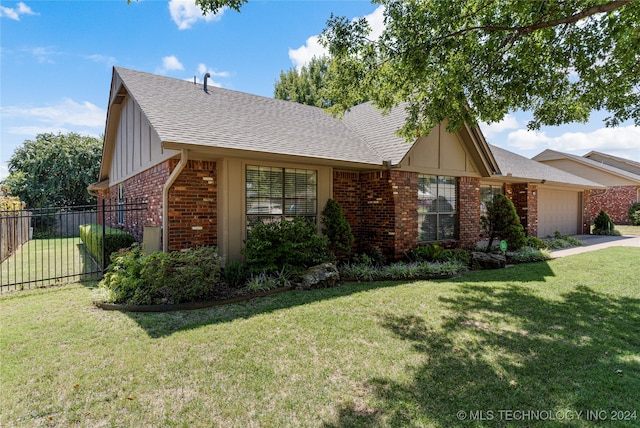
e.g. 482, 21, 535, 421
537, 189, 581, 237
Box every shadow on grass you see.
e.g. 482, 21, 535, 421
121, 261, 558, 338
125, 280, 405, 338
325, 284, 640, 427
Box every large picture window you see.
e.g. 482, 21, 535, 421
418, 175, 457, 241
246, 165, 317, 228
480, 184, 503, 216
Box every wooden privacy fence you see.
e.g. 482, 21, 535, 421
0, 210, 31, 263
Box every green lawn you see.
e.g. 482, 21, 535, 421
1, 237, 99, 290
616, 225, 640, 236
1, 248, 639, 427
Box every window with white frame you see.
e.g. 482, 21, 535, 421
418, 175, 457, 241
245, 165, 317, 228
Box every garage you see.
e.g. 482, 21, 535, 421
537, 188, 582, 237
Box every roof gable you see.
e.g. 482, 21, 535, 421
533, 149, 640, 185
491, 145, 603, 188
584, 150, 640, 176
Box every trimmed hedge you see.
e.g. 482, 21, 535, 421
79, 223, 136, 267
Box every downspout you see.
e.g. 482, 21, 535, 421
162, 149, 189, 252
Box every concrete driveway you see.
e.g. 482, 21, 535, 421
550, 234, 640, 258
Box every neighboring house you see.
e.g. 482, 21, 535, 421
533, 149, 640, 224
89, 67, 600, 260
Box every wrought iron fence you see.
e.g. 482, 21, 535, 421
0, 199, 147, 293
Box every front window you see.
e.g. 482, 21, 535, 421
246, 165, 317, 228
480, 184, 503, 216
418, 175, 457, 241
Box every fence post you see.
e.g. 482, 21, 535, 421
101, 199, 106, 271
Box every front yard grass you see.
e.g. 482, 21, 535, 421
1, 247, 639, 427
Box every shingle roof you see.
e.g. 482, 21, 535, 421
490, 145, 603, 188
114, 67, 383, 165
583, 150, 640, 176
534, 149, 640, 183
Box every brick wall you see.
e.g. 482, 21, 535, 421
332, 171, 362, 253
98, 159, 217, 250
458, 177, 481, 247
505, 183, 538, 236
166, 160, 217, 251
585, 185, 638, 225
99, 161, 172, 242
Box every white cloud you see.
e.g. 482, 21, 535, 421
507, 125, 640, 160
289, 36, 326, 71
86, 54, 117, 66
480, 114, 520, 139
197, 63, 229, 78
156, 55, 184, 74
0, 164, 9, 181
30, 46, 57, 63
0, 2, 36, 21
169, 0, 224, 30
289, 5, 386, 70
1, 98, 106, 131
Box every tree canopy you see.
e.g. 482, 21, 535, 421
321, 0, 640, 138
193, 0, 640, 139
3, 132, 103, 208
274, 56, 333, 108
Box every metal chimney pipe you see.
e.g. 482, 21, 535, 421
204, 72, 211, 92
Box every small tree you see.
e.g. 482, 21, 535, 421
593, 210, 620, 235
321, 199, 354, 260
481, 194, 526, 251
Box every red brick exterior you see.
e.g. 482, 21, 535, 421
504, 183, 538, 236
97, 161, 172, 242
458, 177, 481, 247
585, 185, 639, 225
97, 159, 217, 250
166, 160, 217, 251
334, 170, 482, 258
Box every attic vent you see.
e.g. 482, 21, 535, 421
113, 87, 127, 105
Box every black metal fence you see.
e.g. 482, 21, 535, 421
0, 199, 147, 293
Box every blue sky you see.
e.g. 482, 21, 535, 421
1, 0, 638, 182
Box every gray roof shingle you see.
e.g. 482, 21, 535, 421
490, 145, 603, 187
114, 67, 383, 165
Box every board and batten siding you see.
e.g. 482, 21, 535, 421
109, 96, 177, 185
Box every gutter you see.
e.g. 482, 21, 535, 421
162, 149, 189, 252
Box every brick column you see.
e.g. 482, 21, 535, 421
458, 176, 481, 247
506, 183, 537, 236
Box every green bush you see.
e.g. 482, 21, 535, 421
592, 210, 620, 235
525, 236, 548, 249
628, 202, 640, 226
99, 245, 224, 305
242, 216, 332, 274
408, 243, 470, 266
79, 223, 136, 267
480, 194, 526, 251
321, 199, 354, 260
221, 260, 248, 288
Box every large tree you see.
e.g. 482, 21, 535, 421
3, 132, 102, 208
322, 0, 640, 138
274, 56, 333, 108
193, 0, 640, 139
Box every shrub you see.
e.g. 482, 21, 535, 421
592, 210, 620, 235
99, 246, 224, 305
242, 216, 332, 274
408, 243, 470, 266
79, 223, 136, 267
525, 236, 548, 250
629, 202, 640, 226
321, 199, 354, 260
222, 260, 248, 288
480, 194, 526, 251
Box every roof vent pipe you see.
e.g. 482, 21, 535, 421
204, 72, 211, 93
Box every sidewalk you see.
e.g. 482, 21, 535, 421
550, 235, 640, 258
